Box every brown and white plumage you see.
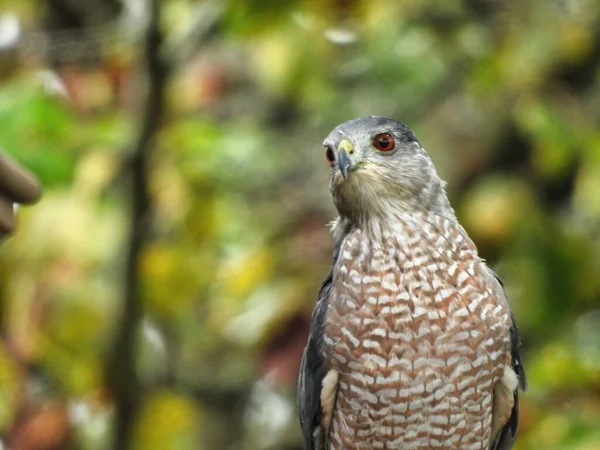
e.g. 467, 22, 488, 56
297, 117, 526, 450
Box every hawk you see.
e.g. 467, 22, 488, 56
297, 117, 526, 450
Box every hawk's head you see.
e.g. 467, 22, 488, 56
323, 116, 453, 221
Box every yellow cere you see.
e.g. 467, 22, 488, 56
338, 139, 354, 154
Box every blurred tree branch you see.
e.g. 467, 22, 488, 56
105, 0, 167, 449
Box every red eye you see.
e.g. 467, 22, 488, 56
325, 146, 335, 165
373, 133, 395, 152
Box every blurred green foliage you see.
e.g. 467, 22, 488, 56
0, 0, 600, 449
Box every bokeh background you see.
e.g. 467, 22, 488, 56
1, 0, 600, 449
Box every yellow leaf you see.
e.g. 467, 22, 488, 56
132, 391, 200, 450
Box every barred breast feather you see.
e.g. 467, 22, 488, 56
318, 212, 518, 450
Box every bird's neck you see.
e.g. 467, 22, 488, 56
336, 210, 440, 243
335, 194, 457, 234
331, 202, 463, 260
333, 168, 456, 227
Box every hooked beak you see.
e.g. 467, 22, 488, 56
338, 148, 352, 180
337, 139, 355, 180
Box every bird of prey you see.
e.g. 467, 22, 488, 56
297, 117, 526, 450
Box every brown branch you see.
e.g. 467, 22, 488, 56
105, 1, 166, 449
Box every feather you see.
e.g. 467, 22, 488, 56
297, 272, 333, 450
490, 273, 527, 450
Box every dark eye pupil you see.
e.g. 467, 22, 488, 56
325, 147, 335, 163
378, 137, 389, 148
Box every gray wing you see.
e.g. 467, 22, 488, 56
297, 272, 332, 450
491, 273, 527, 450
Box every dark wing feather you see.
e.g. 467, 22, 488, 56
297, 272, 332, 450
491, 274, 527, 450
